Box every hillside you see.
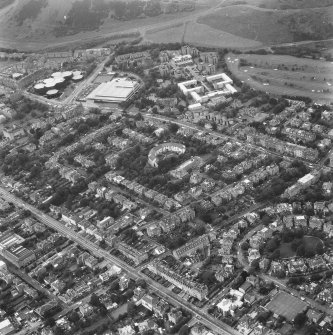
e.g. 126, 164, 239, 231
0, 0, 332, 51
198, 5, 333, 45
0, 0, 198, 40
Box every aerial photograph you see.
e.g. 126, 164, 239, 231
0, 0, 332, 334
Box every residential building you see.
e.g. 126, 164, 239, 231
116, 242, 148, 265
2, 245, 35, 268
148, 260, 208, 300
173, 234, 210, 259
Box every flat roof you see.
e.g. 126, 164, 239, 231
298, 173, 314, 184
0, 318, 14, 335
87, 78, 138, 102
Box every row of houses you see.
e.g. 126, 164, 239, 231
105, 172, 181, 210
282, 170, 321, 198
245, 130, 319, 162
211, 164, 279, 206
148, 260, 208, 300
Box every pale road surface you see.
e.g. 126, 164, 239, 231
22, 53, 113, 108
0, 0, 332, 52
0, 187, 240, 335
143, 114, 329, 169
0, 1, 226, 51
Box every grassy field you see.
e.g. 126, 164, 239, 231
278, 236, 323, 258
198, 5, 333, 45
0, 0, 331, 52
183, 21, 262, 49
226, 53, 333, 103
266, 292, 307, 322
230, 0, 333, 9
198, 6, 293, 45
0, 0, 215, 51
144, 23, 184, 44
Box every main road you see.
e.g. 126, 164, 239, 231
0, 187, 240, 335
143, 114, 326, 169
0, 1, 225, 52
22, 53, 113, 109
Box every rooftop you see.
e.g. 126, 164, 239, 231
87, 78, 139, 103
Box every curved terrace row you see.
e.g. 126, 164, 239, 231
148, 142, 186, 168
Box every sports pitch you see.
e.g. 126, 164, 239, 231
266, 291, 307, 322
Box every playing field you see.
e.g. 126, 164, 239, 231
226, 53, 333, 103
266, 291, 307, 322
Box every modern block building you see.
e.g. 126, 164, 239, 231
87, 78, 140, 103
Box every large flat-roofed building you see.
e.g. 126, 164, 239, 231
0, 319, 16, 335
87, 78, 140, 103
2, 245, 35, 268
0, 231, 25, 251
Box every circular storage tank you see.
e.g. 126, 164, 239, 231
44, 78, 55, 85
62, 71, 73, 80
46, 89, 59, 98
72, 75, 83, 82
34, 83, 46, 94
45, 81, 56, 90
51, 72, 63, 78
54, 77, 66, 88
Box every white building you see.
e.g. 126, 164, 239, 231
87, 78, 140, 103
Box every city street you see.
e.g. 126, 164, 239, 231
0, 187, 241, 335
235, 222, 333, 317
143, 114, 326, 169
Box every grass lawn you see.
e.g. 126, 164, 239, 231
278, 236, 323, 258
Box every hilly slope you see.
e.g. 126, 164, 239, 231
0, 0, 332, 51
197, 4, 333, 45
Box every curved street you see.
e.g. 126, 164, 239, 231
235, 222, 333, 317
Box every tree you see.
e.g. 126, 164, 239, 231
241, 242, 250, 251
296, 244, 305, 257
54, 327, 63, 335
211, 122, 217, 131
270, 249, 280, 260
198, 271, 216, 285
305, 324, 317, 335
68, 311, 80, 323
127, 301, 136, 317
77, 123, 89, 134
44, 317, 55, 327
266, 238, 279, 252
90, 293, 101, 307
169, 123, 179, 134
315, 242, 324, 255
257, 310, 271, 323
179, 325, 190, 335
136, 279, 147, 289
294, 312, 308, 328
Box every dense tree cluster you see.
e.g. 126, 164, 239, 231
6, 93, 48, 120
